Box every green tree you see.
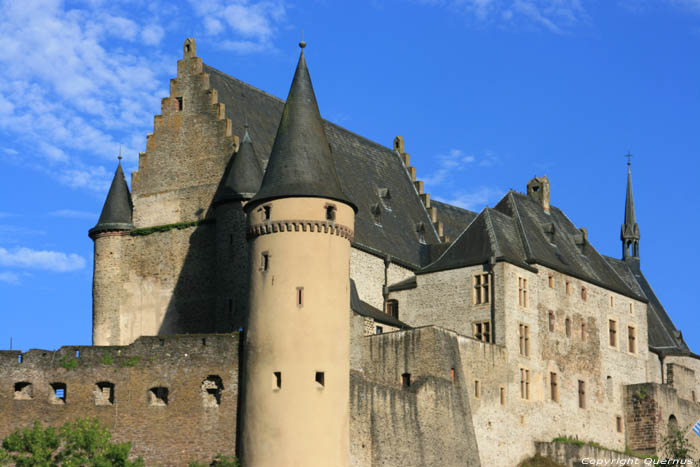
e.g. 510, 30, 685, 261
0, 418, 143, 466
662, 423, 694, 461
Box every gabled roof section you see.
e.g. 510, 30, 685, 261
494, 191, 644, 300
89, 161, 133, 238
213, 126, 262, 204
431, 200, 478, 241
203, 64, 440, 267
605, 256, 689, 353
247, 45, 354, 212
350, 280, 410, 329
419, 207, 529, 274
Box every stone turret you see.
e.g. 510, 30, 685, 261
621, 161, 640, 260
213, 125, 263, 331
89, 158, 133, 345
241, 41, 356, 467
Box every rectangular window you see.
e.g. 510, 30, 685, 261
578, 380, 586, 409
565, 318, 571, 337
473, 273, 490, 305
520, 368, 530, 400
401, 373, 411, 387
519, 324, 529, 356
50, 382, 66, 405
175, 96, 183, 111
385, 300, 399, 319
616, 416, 623, 433
273, 372, 282, 390
548, 311, 555, 332
518, 277, 528, 307
450, 368, 455, 383
629, 303, 634, 314
581, 287, 587, 301
609, 320, 617, 347
261, 252, 269, 271
566, 281, 571, 296
375, 326, 383, 335
610, 296, 614, 307
473, 321, 491, 343
500, 387, 506, 405
548, 274, 554, 288
550, 372, 559, 402
628, 326, 636, 353
296, 287, 304, 307
474, 380, 481, 399
315, 372, 325, 388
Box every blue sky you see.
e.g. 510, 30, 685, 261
0, 0, 698, 352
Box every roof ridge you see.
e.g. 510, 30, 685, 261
421, 208, 486, 270
483, 208, 501, 259
507, 191, 534, 262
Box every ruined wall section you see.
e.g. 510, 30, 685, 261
625, 383, 700, 456
0, 334, 239, 466
351, 327, 481, 467
664, 355, 700, 403
131, 39, 236, 227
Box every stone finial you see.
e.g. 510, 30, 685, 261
393, 136, 405, 153
184, 38, 196, 58
527, 176, 550, 213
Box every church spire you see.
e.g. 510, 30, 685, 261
89, 156, 134, 239
246, 42, 355, 212
621, 156, 640, 260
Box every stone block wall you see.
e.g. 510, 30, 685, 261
665, 356, 700, 403
0, 334, 240, 466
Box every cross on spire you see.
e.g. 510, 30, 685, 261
625, 152, 632, 167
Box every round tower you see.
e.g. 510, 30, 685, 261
241, 41, 356, 467
89, 156, 133, 345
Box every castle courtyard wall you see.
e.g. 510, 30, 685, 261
0, 334, 240, 466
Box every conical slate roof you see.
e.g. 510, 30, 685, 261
89, 161, 133, 238
621, 164, 640, 241
214, 126, 263, 204
246, 44, 356, 212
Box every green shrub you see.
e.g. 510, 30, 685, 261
59, 356, 78, 371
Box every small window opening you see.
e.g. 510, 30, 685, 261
14, 382, 32, 400
628, 326, 636, 353
581, 322, 587, 342
416, 222, 426, 244
474, 321, 491, 343
629, 303, 634, 314
565, 318, 571, 337
202, 375, 224, 407
185, 43, 190, 53
296, 287, 304, 307
148, 387, 168, 406
518, 277, 528, 307
175, 97, 183, 111
581, 287, 587, 301
610, 296, 614, 307
693, 390, 696, 402
50, 382, 66, 405
473, 273, 490, 305
609, 320, 617, 347
520, 369, 530, 400
262, 205, 271, 221
75, 350, 80, 358
519, 324, 529, 356
261, 252, 269, 271
548, 274, 554, 288
202, 337, 207, 346
474, 380, 481, 399
616, 416, 623, 433
578, 380, 586, 409
375, 326, 383, 334
95, 382, 115, 406
385, 299, 399, 319
273, 372, 282, 390
401, 373, 411, 387
548, 311, 555, 332
566, 281, 571, 295
450, 368, 455, 383
550, 372, 559, 402
500, 387, 506, 405
315, 371, 325, 388
325, 205, 336, 221
18, 354, 22, 363
371, 203, 382, 226
378, 188, 392, 211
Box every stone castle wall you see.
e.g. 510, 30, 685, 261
0, 334, 240, 466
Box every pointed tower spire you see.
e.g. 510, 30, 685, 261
89, 157, 133, 238
621, 155, 640, 259
246, 42, 356, 212
214, 123, 263, 204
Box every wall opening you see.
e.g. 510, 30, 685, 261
50, 382, 66, 405
628, 326, 637, 353
261, 252, 269, 271
401, 373, 411, 388
500, 387, 506, 406
450, 368, 455, 383
175, 96, 183, 111
385, 299, 399, 319
668, 415, 678, 435
578, 380, 586, 409
18, 353, 22, 363
609, 319, 617, 347
474, 380, 481, 399
202, 375, 224, 407
565, 318, 571, 337
296, 287, 304, 307
550, 372, 559, 402
273, 372, 282, 390
325, 204, 336, 221
95, 382, 115, 406
548, 274, 554, 288
315, 372, 325, 388
263, 205, 271, 220
581, 287, 587, 301
548, 311, 555, 332
581, 322, 587, 342
14, 382, 32, 400
519, 324, 529, 356
520, 369, 530, 400
148, 387, 168, 406
616, 416, 623, 433
375, 326, 383, 334
473, 273, 490, 304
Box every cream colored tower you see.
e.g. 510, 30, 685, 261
241, 41, 356, 467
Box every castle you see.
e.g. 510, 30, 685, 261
1, 38, 699, 466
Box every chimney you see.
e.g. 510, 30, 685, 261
527, 176, 550, 213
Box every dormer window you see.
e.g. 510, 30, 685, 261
325, 204, 336, 221
378, 188, 392, 211
371, 203, 382, 226
416, 222, 426, 244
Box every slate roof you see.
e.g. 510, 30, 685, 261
431, 200, 478, 241
204, 64, 440, 268
89, 161, 133, 238
214, 127, 263, 204
350, 280, 410, 329
622, 165, 640, 241
605, 257, 689, 353
248, 47, 354, 211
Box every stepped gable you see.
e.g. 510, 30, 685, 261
606, 256, 689, 353
203, 65, 440, 268
213, 125, 263, 204
89, 160, 133, 237
494, 191, 643, 299
431, 200, 478, 242
420, 207, 528, 274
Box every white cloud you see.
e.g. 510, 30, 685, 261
423, 149, 479, 186
439, 186, 504, 211
49, 209, 97, 220
142, 24, 165, 45
0, 247, 86, 272
0, 271, 21, 285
